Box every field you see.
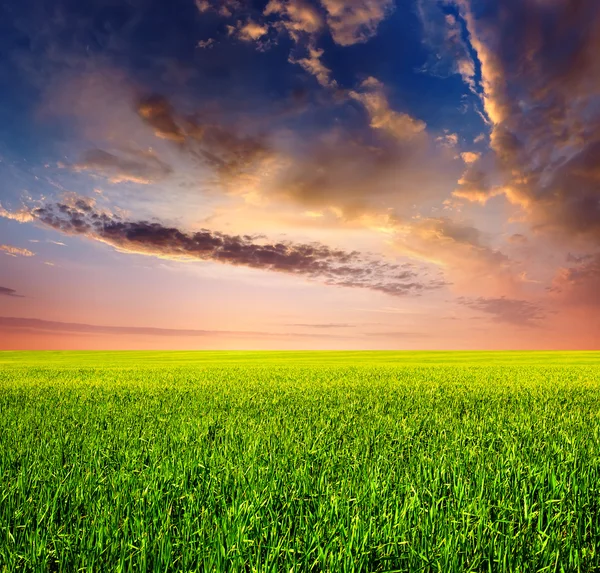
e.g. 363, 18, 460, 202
1, 351, 600, 572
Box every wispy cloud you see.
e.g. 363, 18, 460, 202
458, 296, 545, 327
71, 149, 173, 184
286, 323, 355, 328
393, 217, 516, 294
0, 287, 23, 298
0, 316, 346, 339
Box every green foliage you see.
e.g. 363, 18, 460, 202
1, 352, 600, 572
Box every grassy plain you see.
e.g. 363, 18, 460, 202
1, 351, 600, 572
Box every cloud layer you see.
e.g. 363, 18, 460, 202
72, 149, 173, 184
13, 199, 446, 298
0, 316, 334, 339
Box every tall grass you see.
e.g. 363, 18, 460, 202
1, 358, 600, 571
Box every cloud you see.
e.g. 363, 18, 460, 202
8, 199, 446, 298
228, 19, 270, 42
436, 132, 458, 147
137, 96, 186, 143
0, 245, 35, 257
0, 316, 347, 339
458, 296, 545, 326
265, 2, 335, 88
71, 149, 173, 184
460, 151, 480, 164
0, 203, 34, 223
196, 0, 243, 18
453, 165, 498, 204
365, 331, 430, 338
393, 216, 516, 293
453, 0, 600, 242
566, 253, 594, 264
290, 44, 336, 88
320, 0, 394, 46
264, 0, 324, 36
550, 253, 600, 308
263, 0, 392, 87
133, 95, 456, 220
264, 0, 393, 46
136, 95, 273, 190
0, 287, 23, 298
286, 323, 355, 328
350, 77, 426, 141
198, 38, 216, 49
267, 131, 456, 219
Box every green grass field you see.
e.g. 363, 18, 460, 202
1, 352, 600, 572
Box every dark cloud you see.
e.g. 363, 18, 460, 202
458, 296, 545, 326
136, 95, 272, 188
23, 199, 444, 298
0, 286, 23, 298
457, 0, 600, 242
137, 96, 186, 143
72, 149, 173, 184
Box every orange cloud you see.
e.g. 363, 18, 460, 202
264, 0, 324, 35
0, 244, 35, 257
228, 19, 270, 41
460, 151, 480, 164
350, 77, 426, 141
321, 0, 394, 46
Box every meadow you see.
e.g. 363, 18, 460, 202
1, 351, 600, 572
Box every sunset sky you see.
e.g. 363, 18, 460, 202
1, 0, 599, 350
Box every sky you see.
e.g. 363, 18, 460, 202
0, 0, 599, 350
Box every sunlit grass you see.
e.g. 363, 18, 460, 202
1, 352, 600, 571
